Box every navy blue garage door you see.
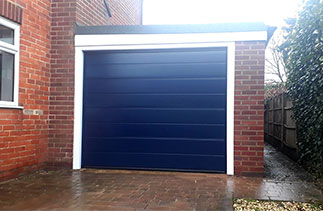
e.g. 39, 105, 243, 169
82, 47, 227, 173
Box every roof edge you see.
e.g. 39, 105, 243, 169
266, 26, 277, 44
75, 22, 270, 35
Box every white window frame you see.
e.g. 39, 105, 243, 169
0, 16, 20, 108
74, 31, 268, 175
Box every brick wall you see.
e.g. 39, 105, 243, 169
108, 0, 142, 25
48, 0, 109, 168
0, 0, 51, 180
48, 0, 77, 168
234, 41, 265, 176
0, 0, 142, 180
76, 0, 109, 26
48, 0, 141, 168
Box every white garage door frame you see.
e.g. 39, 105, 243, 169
73, 31, 267, 175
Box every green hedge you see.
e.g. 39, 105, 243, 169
280, 0, 323, 171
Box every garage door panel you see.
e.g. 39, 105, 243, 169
84, 123, 225, 139
85, 63, 226, 79
85, 49, 227, 65
82, 48, 227, 172
84, 108, 226, 124
85, 78, 226, 94
85, 94, 226, 108
82, 153, 226, 172
84, 138, 226, 155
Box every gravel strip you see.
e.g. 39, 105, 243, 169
233, 199, 323, 211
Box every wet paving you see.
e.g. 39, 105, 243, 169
0, 144, 322, 210
264, 143, 315, 183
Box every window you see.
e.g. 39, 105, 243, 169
0, 16, 20, 107
0, 24, 14, 44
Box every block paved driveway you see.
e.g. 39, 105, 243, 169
0, 144, 322, 210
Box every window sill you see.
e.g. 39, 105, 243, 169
0, 105, 24, 109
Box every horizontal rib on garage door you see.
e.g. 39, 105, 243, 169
82, 48, 227, 173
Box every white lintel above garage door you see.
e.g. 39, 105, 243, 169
75, 31, 267, 48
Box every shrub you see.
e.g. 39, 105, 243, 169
264, 82, 286, 99
280, 0, 323, 171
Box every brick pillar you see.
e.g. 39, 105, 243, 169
234, 41, 265, 176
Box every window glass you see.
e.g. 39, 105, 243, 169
0, 24, 14, 45
0, 50, 14, 101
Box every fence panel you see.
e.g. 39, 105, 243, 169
264, 93, 297, 151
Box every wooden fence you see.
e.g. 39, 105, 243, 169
264, 93, 298, 158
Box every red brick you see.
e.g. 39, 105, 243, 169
1, 0, 141, 181
234, 41, 265, 175
1, 1, 22, 24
